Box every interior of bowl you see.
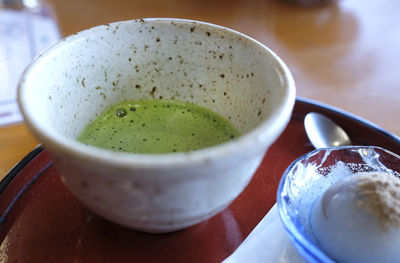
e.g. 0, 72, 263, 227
277, 146, 400, 262
19, 18, 292, 145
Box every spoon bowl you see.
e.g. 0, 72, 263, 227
304, 112, 351, 149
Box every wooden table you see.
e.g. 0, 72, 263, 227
1, 0, 400, 177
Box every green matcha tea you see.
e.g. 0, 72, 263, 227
77, 99, 240, 154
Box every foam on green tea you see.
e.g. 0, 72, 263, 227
77, 99, 240, 154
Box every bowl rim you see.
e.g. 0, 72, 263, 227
276, 145, 400, 263
17, 18, 296, 169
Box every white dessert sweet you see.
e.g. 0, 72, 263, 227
311, 171, 400, 263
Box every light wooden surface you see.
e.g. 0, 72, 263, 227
0, 124, 39, 176
1, 0, 400, 177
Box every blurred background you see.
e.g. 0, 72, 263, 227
1, 0, 400, 174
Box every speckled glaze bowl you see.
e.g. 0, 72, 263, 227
18, 18, 295, 233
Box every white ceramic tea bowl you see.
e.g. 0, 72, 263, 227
18, 18, 295, 233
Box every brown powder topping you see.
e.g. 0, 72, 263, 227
354, 171, 400, 230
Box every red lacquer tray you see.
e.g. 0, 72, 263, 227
1, 98, 400, 262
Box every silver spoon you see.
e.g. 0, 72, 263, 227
304, 112, 351, 149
